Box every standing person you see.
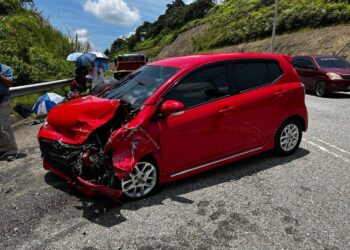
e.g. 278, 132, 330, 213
71, 66, 88, 93
97, 62, 105, 83
88, 62, 98, 90
0, 63, 18, 161
91, 62, 105, 94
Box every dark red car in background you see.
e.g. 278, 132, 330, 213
113, 53, 148, 80
38, 53, 308, 201
292, 55, 350, 97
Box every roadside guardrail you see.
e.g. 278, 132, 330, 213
9, 79, 72, 98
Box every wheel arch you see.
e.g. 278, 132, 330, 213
315, 79, 328, 92
282, 115, 306, 131
274, 115, 304, 156
139, 153, 159, 167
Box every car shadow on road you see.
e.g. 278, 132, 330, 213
307, 91, 350, 99
45, 147, 310, 228
325, 92, 350, 99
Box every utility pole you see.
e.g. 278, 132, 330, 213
271, 0, 279, 53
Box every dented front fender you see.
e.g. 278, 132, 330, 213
106, 125, 159, 179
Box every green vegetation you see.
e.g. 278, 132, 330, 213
108, 0, 350, 58
108, 0, 215, 58
0, 0, 88, 85
201, 0, 350, 50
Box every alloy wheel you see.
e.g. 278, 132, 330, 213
121, 161, 157, 199
280, 124, 300, 152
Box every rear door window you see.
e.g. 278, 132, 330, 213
164, 64, 230, 109
231, 61, 283, 92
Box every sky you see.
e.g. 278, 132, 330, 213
34, 0, 195, 52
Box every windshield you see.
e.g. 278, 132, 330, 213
316, 57, 350, 69
101, 65, 179, 110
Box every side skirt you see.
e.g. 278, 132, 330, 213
170, 146, 264, 178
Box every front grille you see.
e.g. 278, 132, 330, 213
341, 74, 350, 80
40, 139, 82, 176
40, 139, 81, 155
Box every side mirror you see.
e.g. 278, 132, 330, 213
160, 100, 185, 117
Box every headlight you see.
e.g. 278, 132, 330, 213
326, 72, 343, 80
41, 118, 48, 129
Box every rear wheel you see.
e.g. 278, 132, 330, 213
275, 119, 302, 156
121, 161, 158, 200
315, 81, 327, 97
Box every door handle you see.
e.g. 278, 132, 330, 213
219, 105, 236, 113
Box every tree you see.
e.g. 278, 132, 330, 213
110, 38, 128, 53
0, 0, 34, 15
183, 0, 215, 22
165, 0, 185, 14
104, 48, 110, 57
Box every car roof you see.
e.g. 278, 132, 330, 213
150, 53, 289, 69
293, 55, 342, 59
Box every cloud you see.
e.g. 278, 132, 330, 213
73, 28, 98, 50
74, 29, 89, 43
83, 0, 140, 26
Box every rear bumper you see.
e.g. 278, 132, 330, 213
326, 80, 350, 92
43, 161, 122, 203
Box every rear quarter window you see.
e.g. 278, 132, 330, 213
268, 62, 283, 82
232, 60, 283, 92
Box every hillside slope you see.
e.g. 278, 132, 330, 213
0, 1, 82, 84
109, 0, 350, 60
158, 24, 350, 58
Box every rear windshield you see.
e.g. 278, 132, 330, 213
101, 65, 179, 110
315, 57, 350, 69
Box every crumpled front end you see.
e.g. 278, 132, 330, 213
40, 135, 124, 203
39, 97, 159, 202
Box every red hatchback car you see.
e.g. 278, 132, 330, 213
292, 55, 350, 97
38, 53, 308, 200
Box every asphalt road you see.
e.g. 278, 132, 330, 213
0, 92, 349, 250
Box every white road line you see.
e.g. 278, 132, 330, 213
307, 135, 350, 156
302, 138, 350, 163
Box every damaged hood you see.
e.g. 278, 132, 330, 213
46, 96, 120, 144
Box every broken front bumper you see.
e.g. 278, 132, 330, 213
40, 138, 123, 203
43, 161, 122, 203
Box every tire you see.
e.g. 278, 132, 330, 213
121, 161, 159, 200
274, 119, 302, 156
315, 81, 327, 97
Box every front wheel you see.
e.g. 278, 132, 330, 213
275, 119, 302, 156
121, 161, 159, 200
315, 81, 327, 97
